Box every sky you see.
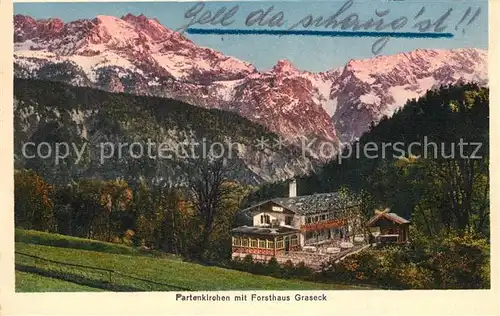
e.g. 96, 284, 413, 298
14, 0, 488, 72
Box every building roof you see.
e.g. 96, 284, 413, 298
231, 225, 300, 236
239, 192, 360, 217
366, 211, 411, 226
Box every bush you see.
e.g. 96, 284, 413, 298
294, 262, 313, 279
229, 256, 313, 281
395, 263, 433, 289
266, 257, 281, 277
280, 260, 295, 279
319, 232, 490, 289
121, 229, 135, 246
249, 261, 267, 275
242, 254, 253, 264
15, 170, 55, 231
225, 234, 490, 290
429, 233, 490, 289
320, 251, 380, 285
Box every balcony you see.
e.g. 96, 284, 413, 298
300, 218, 346, 232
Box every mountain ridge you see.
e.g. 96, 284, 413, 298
14, 13, 488, 149
14, 78, 317, 185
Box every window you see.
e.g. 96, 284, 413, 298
258, 239, 266, 248
267, 241, 274, 249
291, 235, 299, 246
285, 216, 293, 226
306, 217, 311, 224
250, 238, 258, 248
321, 214, 326, 221
242, 238, 249, 247
260, 214, 270, 224
232, 237, 241, 246
276, 237, 284, 249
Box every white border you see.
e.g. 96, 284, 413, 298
1, 1, 498, 315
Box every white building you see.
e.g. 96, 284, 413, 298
231, 181, 361, 261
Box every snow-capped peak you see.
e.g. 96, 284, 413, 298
14, 13, 488, 151
346, 48, 487, 81
120, 13, 172, 41
94, 15, 138, 43
272, 59, 298, 74
332, 47, 488, 142
14, 14, 256, 81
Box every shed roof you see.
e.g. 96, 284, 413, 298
366, 211, 411, 226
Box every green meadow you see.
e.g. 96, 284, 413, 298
15, 229, 363, 292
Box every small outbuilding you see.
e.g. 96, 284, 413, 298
366, 209, 410, 244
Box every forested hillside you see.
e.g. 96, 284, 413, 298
14, 79, 315, 186
247, 84, 489, 238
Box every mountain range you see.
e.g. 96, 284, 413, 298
14, 13, 488, 160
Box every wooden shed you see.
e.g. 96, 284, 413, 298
366, 209, 410, 244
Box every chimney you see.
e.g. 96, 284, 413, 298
289, 179, 297, 198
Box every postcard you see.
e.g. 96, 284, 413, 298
1, 0, 499, 315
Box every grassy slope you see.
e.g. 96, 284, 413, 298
15, 229, 140, 255
15, 230, 364, 291
16, 271, 103, 292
